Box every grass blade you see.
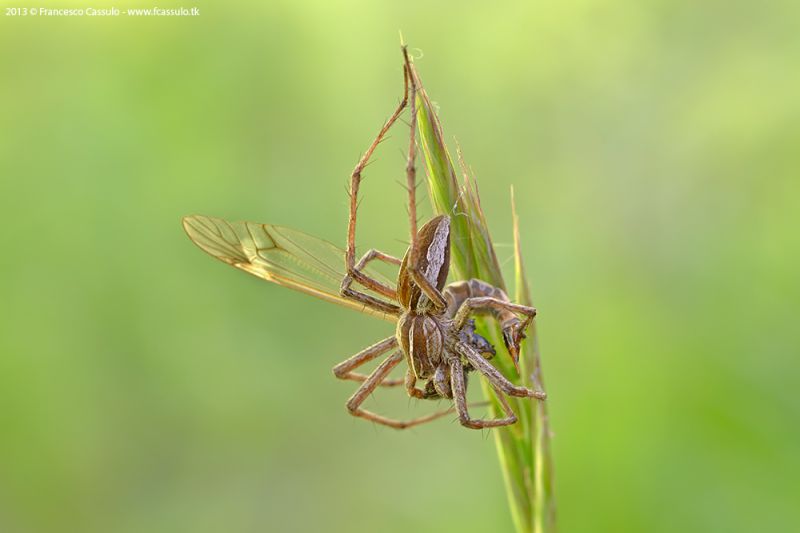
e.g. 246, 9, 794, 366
410, 59, 555, 533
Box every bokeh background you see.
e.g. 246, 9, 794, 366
1, 1, 798, 531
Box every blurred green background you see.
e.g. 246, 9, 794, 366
1, 1, 798, 532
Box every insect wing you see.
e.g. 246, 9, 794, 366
182, 215, 396, 322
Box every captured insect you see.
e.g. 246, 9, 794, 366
183, 47, 546, 429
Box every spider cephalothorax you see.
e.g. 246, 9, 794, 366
396, 215, 451, 380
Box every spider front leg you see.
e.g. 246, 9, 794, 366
343, 350, 458, 429
453, 296, 536, 336
449, 358, 517, 429
456, 341, 547, 400
341, 59, 411, 316
452, 292, 537, 371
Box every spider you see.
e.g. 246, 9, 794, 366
332, 47, 546, 429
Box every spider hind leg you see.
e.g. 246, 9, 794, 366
343, 351, 458, 430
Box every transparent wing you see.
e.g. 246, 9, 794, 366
182, 215, 398, 322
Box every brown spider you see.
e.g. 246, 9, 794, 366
332, 47, 546, 429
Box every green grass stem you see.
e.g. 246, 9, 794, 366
410, 59, 556, 533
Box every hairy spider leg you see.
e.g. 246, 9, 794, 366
340, 55, 411, 316
332, 336, 403, 387
400, 48, 449, 312
342, 249, 402, 301
450, 356, 518, 429
333, 337, 493, 427
456, 341, 546, 400
344, 351, 459, 429
448, 282, 537, 372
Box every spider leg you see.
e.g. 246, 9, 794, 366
450, 358, 518, 429
332, 336, 404, 387
456, 341, 547, 400
344, 351, 459, 429
453, 296, 536, 331
406, 266, 449, 311
341, 54, 410, 316
451, 289, 537, 371
402, 46, 419, 241
398, 48, 450, 313
341, 248, 402, 301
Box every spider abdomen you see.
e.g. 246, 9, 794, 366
397, 313, 444, 379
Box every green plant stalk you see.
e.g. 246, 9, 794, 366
410, 62, 556, 533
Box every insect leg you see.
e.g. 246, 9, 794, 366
450, 358, 517, 429
344, 351, 460, 429
332, 336, 403, 387
456, 341, 546, 400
